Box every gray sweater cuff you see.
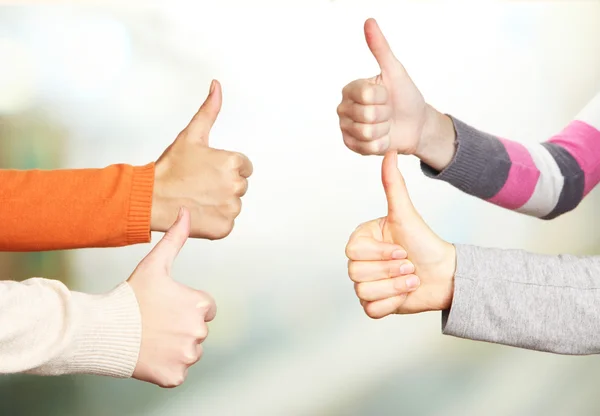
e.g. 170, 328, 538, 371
421, 116, 509, 199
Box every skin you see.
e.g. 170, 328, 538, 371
129, 207, 217, 388
152, 80, 254, 240
340, 18, 464, 317
337, 18, 457, 171
346, 151, 456, 319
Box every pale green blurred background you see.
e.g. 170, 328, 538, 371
1, 1, 600, 415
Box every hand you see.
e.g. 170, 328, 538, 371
152, 79, 253, 240
345, 151, 456, 319
129, 207, 217, 388
337, 19, 455, 169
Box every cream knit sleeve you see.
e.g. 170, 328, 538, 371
0, 279, 141, 377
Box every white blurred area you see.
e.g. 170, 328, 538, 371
1, 1, 600, 415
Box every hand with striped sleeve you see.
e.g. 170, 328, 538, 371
339, 18, 600, 219
337, 18, 452, 160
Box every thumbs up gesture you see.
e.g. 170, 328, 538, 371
128, 207, 217, 388
153, 80, 253, 240
345, 151, 456, 319
337, 18, 434, 156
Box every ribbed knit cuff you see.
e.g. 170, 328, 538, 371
61, 282, 142, 378
127, 163, 155, 245
421, 115, 494, 195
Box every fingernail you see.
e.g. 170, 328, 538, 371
392, 250, 406, 259
177, 207, 184, 221
405, 276, 420, 289
400, 263, 414, 274
209, 80, 216, 95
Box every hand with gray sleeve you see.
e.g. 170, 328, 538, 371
340, 18, 600, 355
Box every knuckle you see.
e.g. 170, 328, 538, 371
347, 261, 360, 281
364, 305, 381, 320
360, 85, 373, 103
230, 152, 246, 171
182, 350, 198, 365
354, 283, 365, 299
228, 199, 242, 216
360, 124, 372, 139
339, 117, 351, 132
195, 294, 213, 311
345, 243, 358, 260
224, 153, 240, 171
341, 83, 352, 97
234, 178, 248, 196
363, 106, 376, 123
210, 220, 234, 240
367, 140, 384, 154
194, 323, 209, 340
161, 373, 186, 388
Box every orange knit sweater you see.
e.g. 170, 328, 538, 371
0, 163, 155, 251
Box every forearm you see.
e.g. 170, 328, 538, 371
0, 163, 154, 251
0, 279, 141, 376
444, 244, 600, 355
417, 91, 600, 219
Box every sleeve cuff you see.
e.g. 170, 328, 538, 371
127, 163, 155, 245
441, 244, 477, 338
56, 282, 142, 378
421, 115, 496, 195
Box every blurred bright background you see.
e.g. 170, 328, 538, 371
1, 1, 600, 415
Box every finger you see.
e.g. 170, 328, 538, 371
235, 152, 253, 178
342, 79, 388, 105
345, 237, 406, 261
147, 206, 190, 270
364, 18, 399, 75
340, 118, 390, 141
343, 134, 391, 156
194, 322, 209, 343
186, 79, 223, 143
196, 290, 217, 322
195, 344, 204, 359
355, 274, 420, 302
382, 150, 414, 222
337, 101, 392, 124
234, 178, 248, 197
363, 294, 407, 319
184, 344, 203, 366
348, 259, 414, 282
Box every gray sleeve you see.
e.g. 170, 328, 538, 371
443, 244, 600, 355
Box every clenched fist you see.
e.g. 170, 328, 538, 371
337, 18, 447, 158
129, 207, 216, 388
152, 80, 253, 240
345, 151, 456, 319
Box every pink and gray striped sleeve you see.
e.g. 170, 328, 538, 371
422, 91, 600, 219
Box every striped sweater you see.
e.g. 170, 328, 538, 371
422, 91, 600, 219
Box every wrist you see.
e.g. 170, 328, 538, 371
439, 242, 456, 311
415, 105, 457, 172
150, 168, 174, 234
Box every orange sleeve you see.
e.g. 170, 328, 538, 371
0, 163, 155, 252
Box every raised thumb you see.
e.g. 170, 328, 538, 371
381, 150, 415, 223
147, 206, 191, 271
186, 79, 222, 144
364, 18, 403, 77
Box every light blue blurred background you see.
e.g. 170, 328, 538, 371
1, 1, 600, 415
